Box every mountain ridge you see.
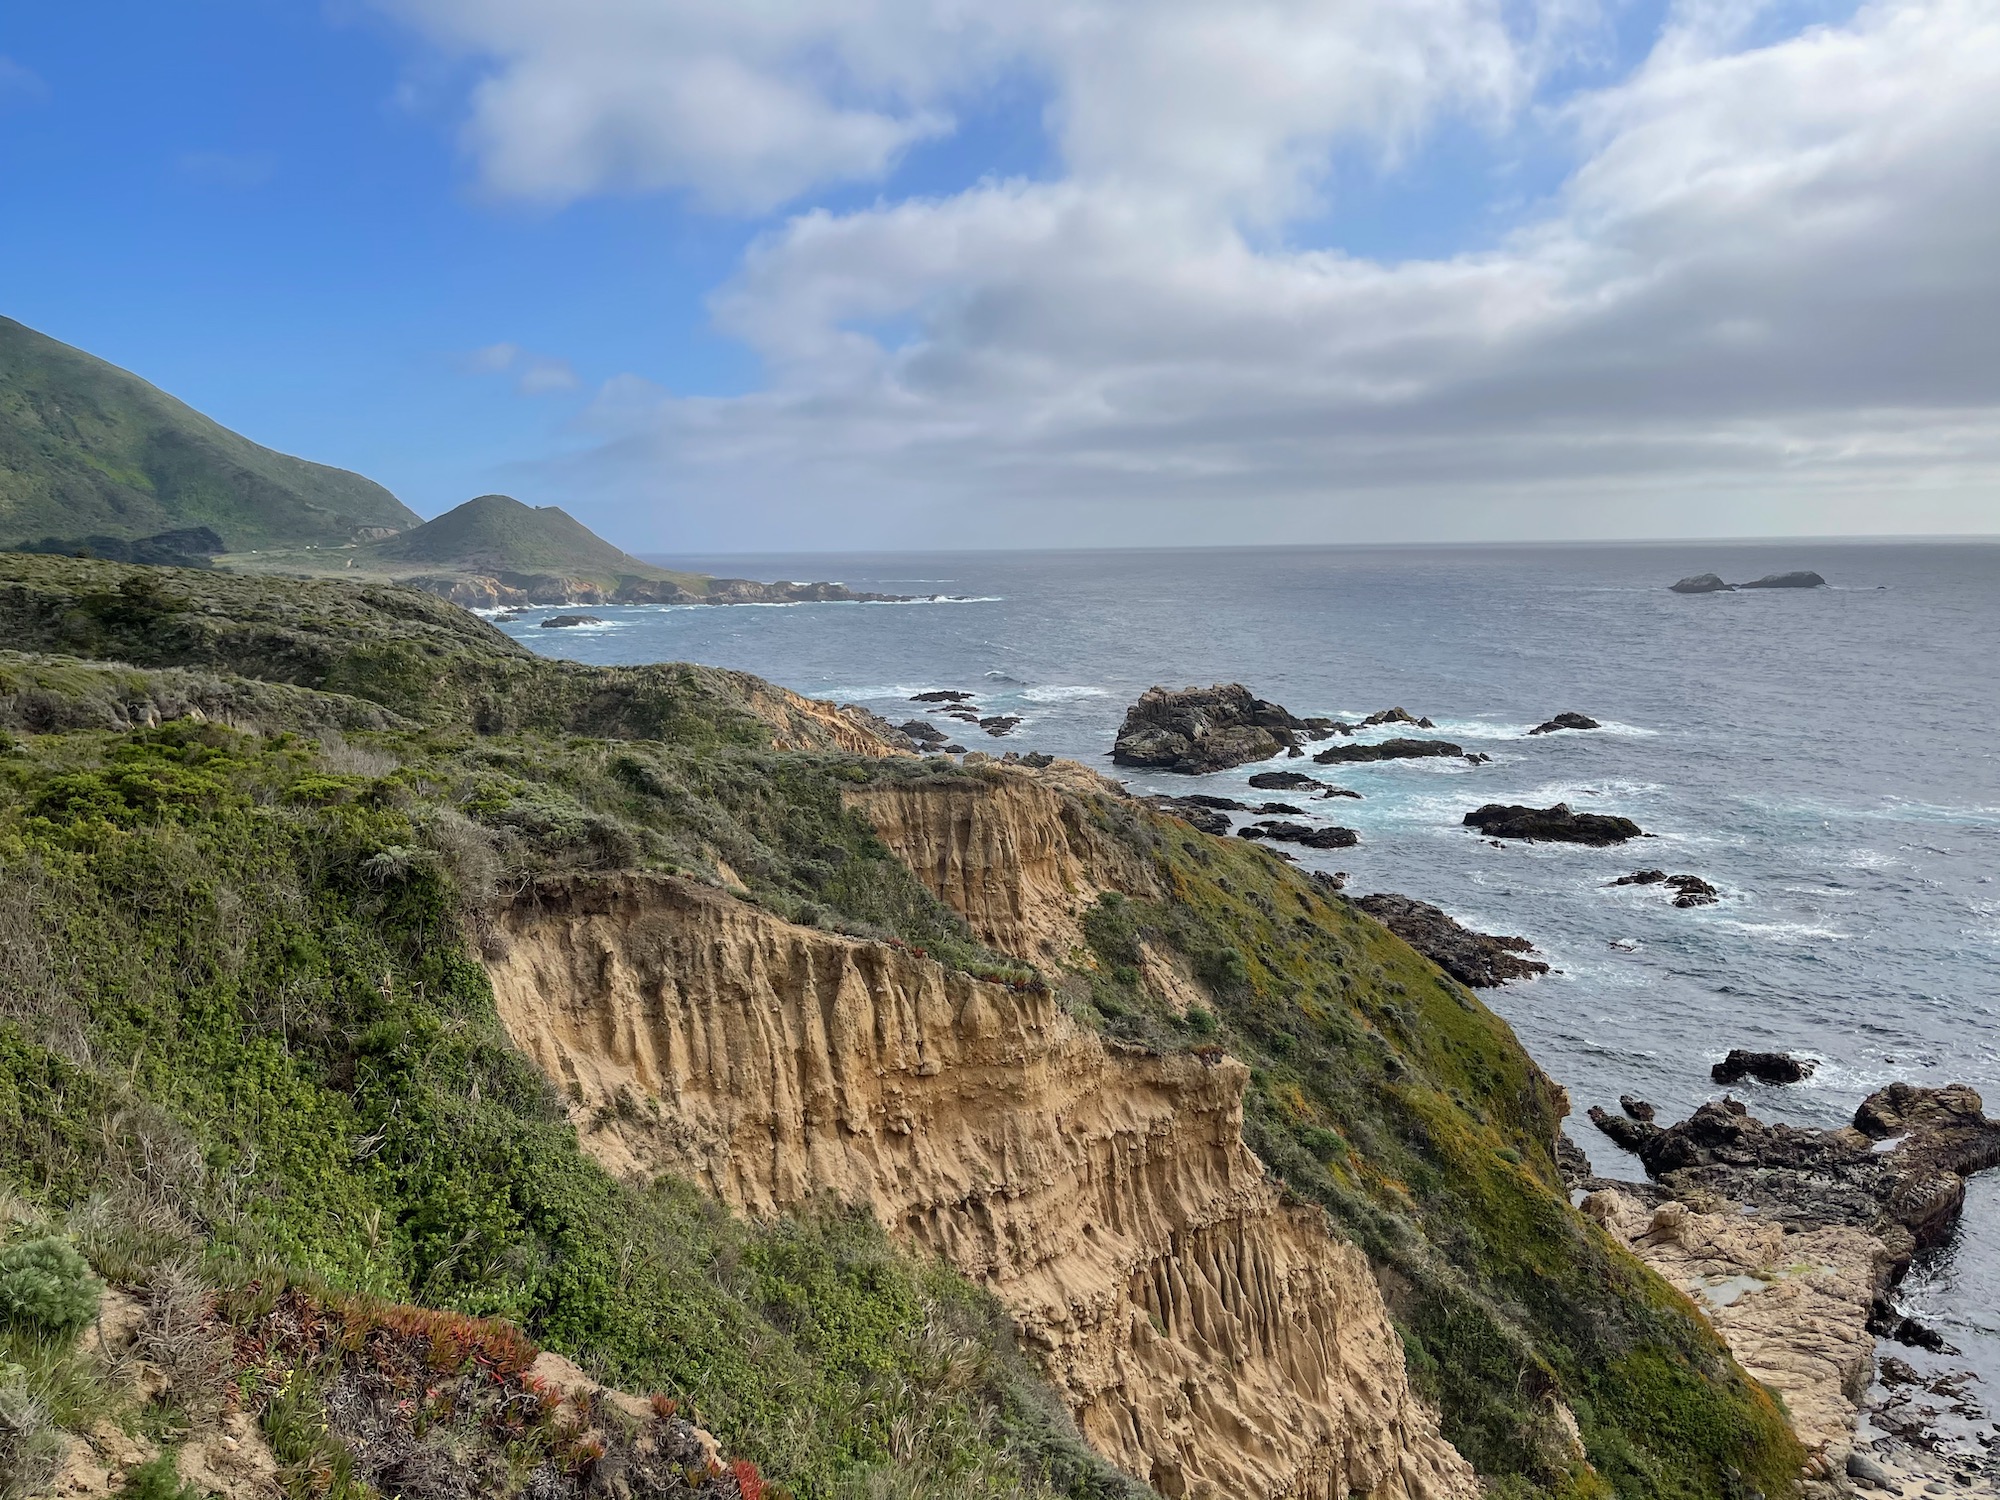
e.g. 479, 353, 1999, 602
0, 313, 418, 549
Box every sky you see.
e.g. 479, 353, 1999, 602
2, 0, 1997, 552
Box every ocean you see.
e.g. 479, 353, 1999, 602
493, 539, 2000, 1411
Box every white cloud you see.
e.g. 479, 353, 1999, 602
389, 0, 2000, 545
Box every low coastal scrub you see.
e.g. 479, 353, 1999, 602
0, 716, 1135, 1499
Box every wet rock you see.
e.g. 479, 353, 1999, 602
1313, 737, 1466, 764
1712, 1050, 1816, 1085
540, 614, 603, 628
979, 715, 1023, 736
1621, 1095, 1657, 1122
1353, 893, 1550, 988
1592, 1084, 2000, 1270
1672, 572, 1734, 593
1237, 821, 1359, 849
941, 743, 967, 754
1309, 869, 1348, 894
1019, 752, 1055, 768
900, 719, 949, 745
912, 690, 976, 702
1247, 770, 1361, 799
1255, 802, 1306, 815
1463, 752, 1492, 764
1889, 1315, 1955, 1354
1464, 802, 1643, 845
1528, 712, 1602, 736
1182, 793, 1252, 811
1113, 684, 1314, 773
1362, 707, 1436, 728
1556, 1134, 1595, 1188
1739, 570, 1827, 589
1609, 869, 1719, 906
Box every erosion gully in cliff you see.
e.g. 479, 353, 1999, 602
484, 768, 1479, 1500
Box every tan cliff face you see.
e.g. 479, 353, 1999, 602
842, 769, 1159, 968
486, 874, 1477, 1500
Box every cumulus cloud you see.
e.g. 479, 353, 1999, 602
387, 0, 2000, 545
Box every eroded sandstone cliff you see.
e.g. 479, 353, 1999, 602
486, 873, 1477, 1500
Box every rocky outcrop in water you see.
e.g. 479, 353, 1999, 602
1588, 1085, 2000, 1268
1740, 571, 1827, 590
1146, 796, 1232, 835
1112, 684, 1316, 773
1246, 770, 1361, 799
1313, 737, 1466, 765
1672, 573, 1733, 594
540, 613, 603, 628
1712, 1050, 1815, 1085
1464, 803, 1643, 845
1609, 869, 1719, 906
1352, 894, 1550, 989
1361, 708, 1436, 729
1527, 712, 1600, 736
1237, 820, 1358, 849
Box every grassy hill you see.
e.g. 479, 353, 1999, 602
366, 493, 660, 576
0, 314, 418, 550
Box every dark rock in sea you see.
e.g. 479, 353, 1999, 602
1181, 794, 1251, 811
1146, 797, 1232, 836
941, 743, 967, 755
1361, 707, 1435, 728
1238, 821, 1359, 849
1528, 712, 1601, 736
1313, 737, 1466, 765
1888, 1316, 1954, 1354
979, 715, 1022, 736
900, 719, 949, 744
911, 690, 975, 703
1739, 570, 1827, 590
1588, 1083, 2000, 1269
1019, 752, 1055, 768
1464, 802, 1643, 844
1309, 869, 1348, 894
540, 614, 603, 628
1621, 1095, 1657, 1122
943, 706, 982, 721
1671, 572, 1734, 594
1353, 893, 1550, 988
1112, 684, 1313, 773
1462, 752, 1491, 765
1711, 1050, 1815, 1085
1255, 802, 1305, 815
1301, 717, 1341, 740
1246, 770, 1348, 797
1609, 869, 1719, 906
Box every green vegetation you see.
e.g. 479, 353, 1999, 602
0, 551, 1803, 1499
0, 710, 1129, 1498
0, 1237, 102, 1338
1048, 810, 1802, 1499
0, 315, 417, 550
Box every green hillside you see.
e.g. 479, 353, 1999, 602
362, 492, 692, 586
0, 314, 418, 550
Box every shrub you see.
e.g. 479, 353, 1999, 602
0, 1237, 102, 1339
117, 1454, 205, 1500
0, 1372, 63, 1500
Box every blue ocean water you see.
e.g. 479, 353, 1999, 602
498, 540, 2000, 1395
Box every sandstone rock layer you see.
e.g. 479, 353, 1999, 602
487, 873, 1477, 1500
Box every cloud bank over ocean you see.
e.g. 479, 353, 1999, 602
382, 0, 2000, 547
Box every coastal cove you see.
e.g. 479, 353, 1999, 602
502, 540, 2000, 1448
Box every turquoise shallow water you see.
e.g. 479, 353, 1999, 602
497, 539, 2000, 1401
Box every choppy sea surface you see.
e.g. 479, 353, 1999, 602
496, 540, 2000, 1400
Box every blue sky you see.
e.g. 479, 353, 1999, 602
3, 0, 1994, 550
